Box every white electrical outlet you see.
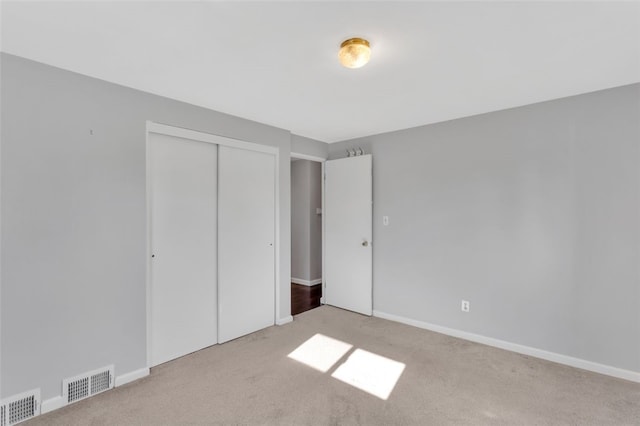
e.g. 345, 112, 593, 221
383, 216, 389, 226
461, 300, 470, 312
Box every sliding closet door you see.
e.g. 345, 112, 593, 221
149, 133, 218, 366
218, 145, 276, 343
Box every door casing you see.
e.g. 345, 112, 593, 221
290, 153, 327, 305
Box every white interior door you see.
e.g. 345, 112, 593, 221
324, 155, 373, 315
149, 133, 218, 366
218, 145, 276, 343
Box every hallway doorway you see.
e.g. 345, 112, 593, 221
290, 156, 323, 315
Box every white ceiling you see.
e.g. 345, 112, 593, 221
2, 1, 639, 143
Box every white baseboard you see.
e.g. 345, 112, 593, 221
291, 277, 322, 286
115, 367, 150, 387
373, 310, 640, 383
276, 315, 293, 325
41, 396, 65, 414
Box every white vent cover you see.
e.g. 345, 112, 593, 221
0, 389, 41, 425
62, 365, 114, 405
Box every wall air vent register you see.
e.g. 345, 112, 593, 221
0, 389, 41, 426
63, 365, 114, 404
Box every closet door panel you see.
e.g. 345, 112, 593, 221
218, 145, 275, 343
149, 133, 218, 366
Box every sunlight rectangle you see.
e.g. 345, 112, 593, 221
287, 334, 353, 373
331, 349, 405, 400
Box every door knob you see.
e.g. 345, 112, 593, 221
362, 241, 369, 247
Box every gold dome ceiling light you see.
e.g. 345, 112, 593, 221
339, 38, 371, 69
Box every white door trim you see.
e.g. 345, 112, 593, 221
290, 152, 327, 163
321, 161, 326, 305
145, 121, 280, 368
290, 153, 328, 306
148, 122, 278, 155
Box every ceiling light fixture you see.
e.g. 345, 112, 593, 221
339, 38, 371, 69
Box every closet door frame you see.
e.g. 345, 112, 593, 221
145, 121, 280, 368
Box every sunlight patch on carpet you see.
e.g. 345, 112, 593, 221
287, 333, 353, 373
331, 349, 406, 400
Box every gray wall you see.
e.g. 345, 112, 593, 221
0, 53, 329, 400
330, 84, 640, 373
291, 160, 311, 281
309, 161, 322, 281
291, 134, 328, 160
290, 160, 322, 282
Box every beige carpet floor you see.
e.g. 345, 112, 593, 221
27, 306, 639, 425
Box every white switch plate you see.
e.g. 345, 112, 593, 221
383, 216, 389, 226
461, 300, 470, 312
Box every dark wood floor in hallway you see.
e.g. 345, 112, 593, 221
291, 283, 321, 315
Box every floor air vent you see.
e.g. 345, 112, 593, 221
0, 389, 41, 425
63, 365, 114, 405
